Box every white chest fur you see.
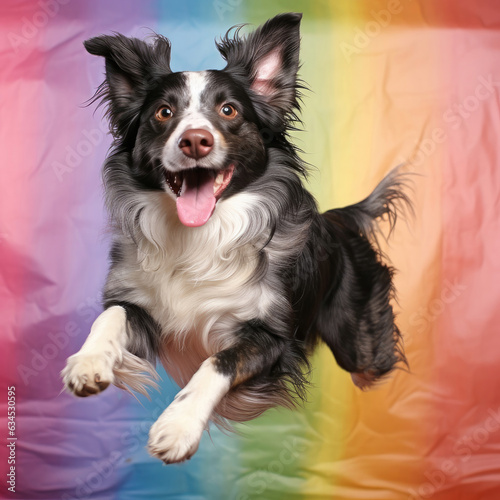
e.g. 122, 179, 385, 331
113, 190, 272, 356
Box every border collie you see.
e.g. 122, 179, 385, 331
62, 13, 409, 464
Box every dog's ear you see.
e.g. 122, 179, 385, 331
217, 13, 302, 125
84, 34, 172, 138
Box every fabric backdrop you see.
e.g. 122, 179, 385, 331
1, 0, 500, 499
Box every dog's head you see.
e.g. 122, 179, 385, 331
85, 13, 302, 227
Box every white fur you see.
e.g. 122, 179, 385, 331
102, 188, 282, 399
108, 190, 274, 349
148, 358, 231, 463
62, 306, 127, 395
62, 305, 159, 396
161, 72, 227, 173
184, 71, 206, 113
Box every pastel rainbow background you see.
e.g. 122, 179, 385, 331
1, 0, 500, 498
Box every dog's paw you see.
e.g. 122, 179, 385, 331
148, 399, 206, 464
62, 352, 115, 397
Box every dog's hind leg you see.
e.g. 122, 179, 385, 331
62, 303, 159, 397
314, 169, 410, 389
317, 261, 404, 390
315, 226, 405, 389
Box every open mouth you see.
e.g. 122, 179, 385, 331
164, 165, 235, 227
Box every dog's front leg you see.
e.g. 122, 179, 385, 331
62, 305, 128, 396
148, 320, 282, 464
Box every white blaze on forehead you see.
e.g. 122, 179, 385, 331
176, 71, 214, 134
161, 70, 227, 173
185, 71, 208, 113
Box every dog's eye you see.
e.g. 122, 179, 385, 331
155, 106, 174, 122
219, 104, 238, 119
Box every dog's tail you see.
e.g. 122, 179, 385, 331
327, 166, 413, 247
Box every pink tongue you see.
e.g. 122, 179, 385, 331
176, 169, 216, 227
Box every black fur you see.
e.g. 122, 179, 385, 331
84, 13, 410, 422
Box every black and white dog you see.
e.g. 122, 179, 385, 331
63, 13, 409, 464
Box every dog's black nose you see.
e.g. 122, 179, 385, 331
178, 129, 214, 159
